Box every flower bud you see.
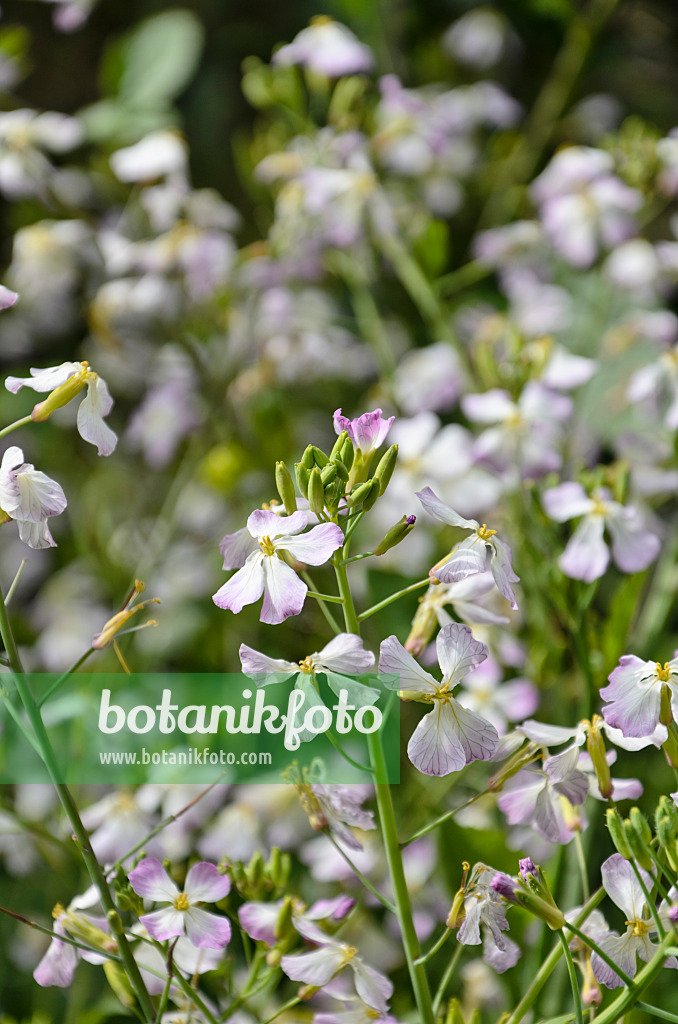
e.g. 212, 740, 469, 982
310, 445, 329, 468
274, 897, 295, 941
584, 715, 612, 800
629, 806, 652, 845
266, 947, 282, 967
330, 457, 349, 482
103, 961, 136, 1009
623, 818, 654, 871
606, 807, 633, 859
31, 363, 88, 422
300, 445, 315, 471
347, 479, 376, 507
275, 462, 297, 514
320, 463, 337, 486
374, 443, 398, 495
444, 998, 465, 1024
308, 467, 325, 516
246, 850, 265, 890
488, 742, 539, 792
340, 437, 354, 470
330, 430, 349, 461
446, 888, 466, 929
373, 515, 416, 556
361, 478, 381, 511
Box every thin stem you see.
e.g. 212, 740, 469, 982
0, 414, 33, 440
305, 590, 344, 604
636, 1003, 678, 1023
574, 832, 590, 902
432, 942, 463, 1015
172, 969, 220, 1024
340, 553, 375, 565
563, 921, 633, 987
0, 903, 122, 960
301, 570, 342, 636
358, 578, 430, 622
4, 559, 27, 606
326, 833, 396, 913
155, 972, 173, 1024
414, 926, 451, 966
401, 791, 485, 847
558, 931, 584, 1024
259, 996, 302, 1024
38, 647, 97, 708
0, 681, 41, 754
325, 728, 372, 773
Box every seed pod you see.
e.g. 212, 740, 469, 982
295, 463, 309, 498
308, 467, 325, 516
275, 461, 297, 514
374, 443, 398, 495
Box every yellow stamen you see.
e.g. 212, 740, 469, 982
259, 535, 276, 557
477, 524, 497, 540
93, 597, 161, 650
298, 656, 315, 674
339, 944, 357, 966
625, 918, 650, 937
656, 662, 672, 683
52, 902, 66, 920
174, 892, 190, 911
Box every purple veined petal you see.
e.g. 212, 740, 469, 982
606, 508, 661, 574
0, 284, 18, 310
533, 784, 564, 843
407, 703, 467, 776
489, 537, 519, 608
247, 508, 308, 540
544, 746, 590, 805
461, 388, 516, 424
238, 901, 281, 944
415, 486, 478, 530
184, 907, 231, 949
17, 518, 57, 549
129, 858, 179, 902
601, 854, 652, 921
34, 921, 79, 988
5, 362, 81, 395
446, 698, 499, 764
559, 514, 609, 582
140, 907, 186, 941
213, 551, 265, 613
592, 932, 639, 988
497, 770, 545, 825
238, 643, 297, 682
77, 377, 117, 456
435, 623, 488, 687
434, 538, 487, 584
281, 945, 345, 986
315, 633, 375, 674
600, 656, 662, 738
184, 861, 231, 903
519, 720, 581, 746
378, 635, 438, 694
281, 521, 344, 564
484, 932, 521, 973
13, 467, 67, 522
219, 527, 259, 570
602, 721, 667, 751
542, 482, 593, 523
260, 557, 308, 624
306, 895, 355, 922
351, 959, 393, 1012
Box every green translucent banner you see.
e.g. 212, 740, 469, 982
0, 673, 400, 784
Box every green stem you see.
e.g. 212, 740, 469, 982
636, 1002, 678, 1023
432, 942, 463, 1015
0, 584, 155, 1021
172, 969, 220, 1024
574, 832, 590, 902
301, 570, 342, 636
38, 647, 97, 708
358, 578, 430, 622
401, 791, 486, 846
259, 996, 302, 1024
558, 931, 584, 1024
4, 559, 27, 606
563, 921, 633, 987
414, 926, 451, 966
630, 859, 665, 939
0, 681, 41, 754
326, 833, 396, 913
0, 414, 34, 440
305, 590, 344, 604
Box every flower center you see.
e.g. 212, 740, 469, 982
477, 524, 497, 541
656, 661, 672, 682
52, 902, 66, 920
174, 892, 190, 911
298, 656, 315, 674
339, 944, 358, 965
626, 917, 651, 937
591, 497, 608, 517
259, 535, 277, 557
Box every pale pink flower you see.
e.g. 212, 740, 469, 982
601, 654, 678, 738
273, 19, 375, 77
333, 407, 394, 458
128, 858, 231, 949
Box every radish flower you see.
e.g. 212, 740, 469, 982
128, 858, 231, 949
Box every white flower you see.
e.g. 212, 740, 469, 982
5, 361, 117, 456
0, 446, 67, 549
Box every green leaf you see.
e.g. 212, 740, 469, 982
115, 9, 205, 109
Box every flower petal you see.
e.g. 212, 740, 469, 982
213, 551, 265, 613
435, 622, 488, 687
184, 906, 231, 949
219, 527, 259, 570
315, 633, 375, 674
351, 959, 393, 1012
378, 635, 438, 694
407, 703, 467, 776
184, 861, 231, 903
415, 486, 477, 529
260, 557, 307, 624
140, 907, 186, 941
281, 522, 344, 565
247, 508, 307, 540
129, 858, 179, 902
281, 946, 344, 986
559, 515, 609, 582
77, 377, 117, 456
239, 643, 297, 683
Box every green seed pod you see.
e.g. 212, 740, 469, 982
275, 461, 297, 514
373, 515, 416, 555
246, 850, 265, 890
629, 807, 652, 846
300, 445, 315, 470
330, 430, 349, 461
374, 443, 398, 495
308, 467, 325, 516
623, 819, 654, 871
295, 463, 309, 498
310, 445, 329, 468
320, 463, 337, 486
606, 807, 632, 859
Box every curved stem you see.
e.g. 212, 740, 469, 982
326, 834, 395, 913
38, 647, 97, 708
414, 926, 451, 966
563, 921, 633, 987
358, 578, 430, 622
558, 930, 584, 1024
432, 942, 463, 1015
0, 414, 34, 440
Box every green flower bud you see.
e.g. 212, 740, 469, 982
340, 437, 354, 470
373, 515, 416, 555
347, 480, 374, 507
274, 897, 295, 940
246, 850, 265, 891
267, 847, 291, 892
295, 463, 309, 498
629, 807, 652, 845
230, 861, 248, 895
331, 457, 349, 482
330, 430, 349, 461
361, 478, 381, 511
606, 807, 632, 859
444, 999, 465, 1024
310, 445, 329, 468
300, 445, 316, 470
320, 463, 337, 486
275, 462, 297, 514
308, 467, 325, 516
623, 818, 654, 871
374, 443, 398, 495
584, 716, 612, 800
104, 961, 136, 1009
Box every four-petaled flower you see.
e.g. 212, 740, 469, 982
379, 623, 499, 776
0, 445, 67, 549
542, 482, 660, 583
497, 746, 590, 844
333, 407, 394, 458
601, 654, 678, 738
5, 361, 117, 456
213, 509, 343, 624
416, 486, 519, 608
128, 858, 231, 949
281, 934, 393, 1012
